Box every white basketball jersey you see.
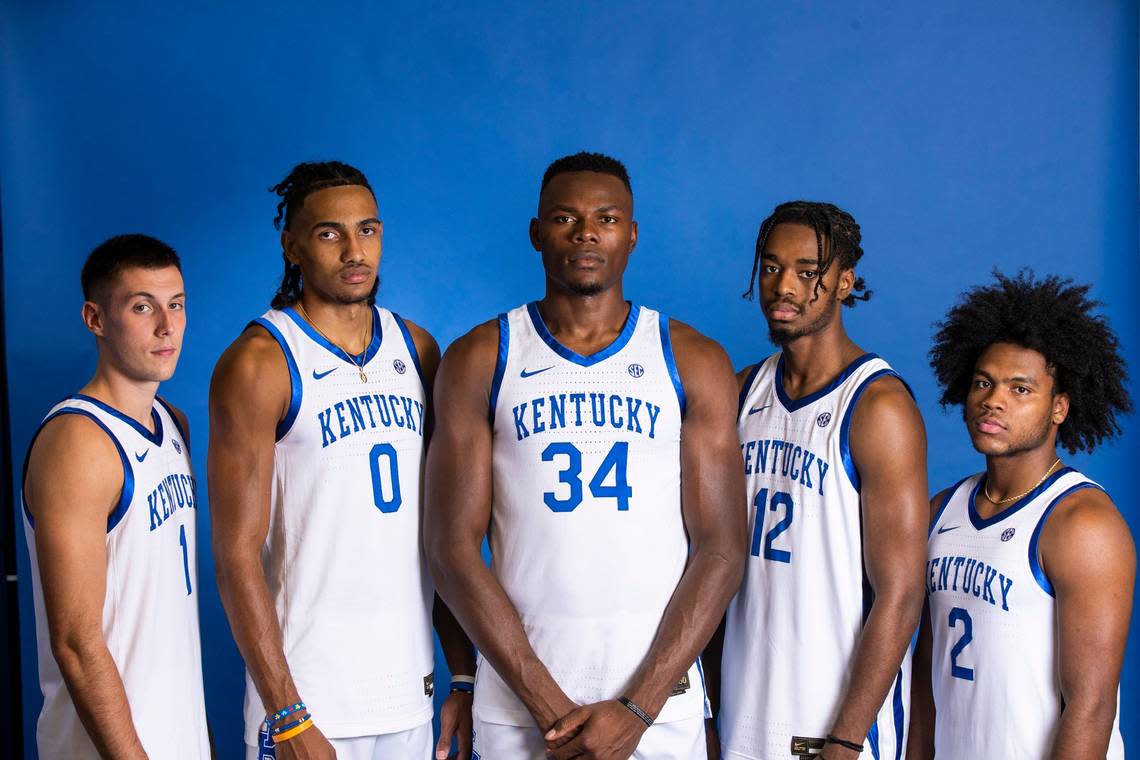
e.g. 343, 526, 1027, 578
23, 395, 208, 760
927, 468, 1125, 759
477, 302, 707, 726
243, 305, 434, 743
722, 353, 910, 760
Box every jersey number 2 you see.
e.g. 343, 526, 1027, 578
750, 487, 794, 563
948, 607, 975, 681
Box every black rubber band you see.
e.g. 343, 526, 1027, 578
826, 734, 864, 752
617, 696, 653, 727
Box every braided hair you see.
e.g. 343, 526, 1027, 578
743, 200, 871, 306
269, 161, 376, 309
930, 270, 1131, 453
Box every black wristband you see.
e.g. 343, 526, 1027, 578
826, 734, 864, 753
617, 696, 653, 727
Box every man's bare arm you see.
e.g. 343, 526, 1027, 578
404, 318, 476, 760
547, 322, 747, 759
26, 415, 147, 759
905, 489, 948, 760
209, 328, 334, 758
424, 321, 576, 731
824, 379, 928, 759
1043, 489, 1135, 758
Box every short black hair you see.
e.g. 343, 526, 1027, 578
81, 234, 181, 302
930, 270, 1131, 453
541, 151, 632, 195
269, 160, 377, 309
743, 200, 871, 307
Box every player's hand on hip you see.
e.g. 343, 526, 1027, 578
544, 700, 648, 760
704, 718, 721, 759
436, 690, 473, 760
275, 725, 337, 760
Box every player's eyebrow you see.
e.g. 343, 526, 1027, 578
126, 291, 186, 300
310, 220, 346, 232
760, 251, 819, 266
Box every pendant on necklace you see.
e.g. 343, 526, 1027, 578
358, 368, 368, 383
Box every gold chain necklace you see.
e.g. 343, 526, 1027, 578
295, 301, 370, 383
984, 457, 1061, 505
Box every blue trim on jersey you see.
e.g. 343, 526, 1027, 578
967, 466, 1078, 530
774, 352, 879, 413
1028, 480, 1102, 596
737, 361, 763, 416
928, 475, 974, 538
70, 393, 163, 446
694, 657, 711, 719
658, 313, 686, 417
891, 669, 905, 760
489, 312, 510, 421
867, 720, 881, 760
252, 318, 303, 441
155, 396, 190, 454
23, 409, 135, 532
838, 368, 900, 492
526, 301, 641, 366
391, 312, 427, 389
281, 304, 383, 367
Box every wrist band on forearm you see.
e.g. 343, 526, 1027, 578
272, 714, 314, 743
617, 696, 653, 727
450, 674, 475, 693
267, 701, 306, 725
826, 734, 864, 753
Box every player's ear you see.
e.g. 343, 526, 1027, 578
628, 220, 638, 254
281, 229, 301, 266
529, 218, 542, 252
836, 267, 855, 301
1051, 391, 1070, 425
82, 300, 105, 337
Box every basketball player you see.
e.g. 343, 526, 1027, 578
210, 161, 473, 760
908, 272, 1133, 759
424, 151, 747, 760
708, 202, 929, 760
22, 234, 208, 758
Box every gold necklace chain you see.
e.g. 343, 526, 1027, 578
984, 457, 1061, 505
295, 301, 370, 383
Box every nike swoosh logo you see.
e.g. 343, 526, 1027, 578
312, 368, 337, 380
937, 525, 960, 534
520, 366, 554, 378
748, 405, 771, 415
135, 450, 149, 463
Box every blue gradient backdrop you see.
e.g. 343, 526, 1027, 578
2, 1, 1136, 756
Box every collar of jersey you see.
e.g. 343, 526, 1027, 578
967, 466, 1077, 530
774, 352, 879, 413
67, 393, 164, 446
526, 301, 641, 367
282, 305, 383, 367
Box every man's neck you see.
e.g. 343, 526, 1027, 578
777, 321, 864, 401
80, 372, 160, 431
296, 295, 374, 354
537, 285, 630, 351
983, 444, 1063, 506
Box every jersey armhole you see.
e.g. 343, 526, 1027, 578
839, 368, 904, 492
737, 362, 763, 417
658, 313, 686, 417
488, 313, 510, 424
155, 396, 190, 454
249, 318, 303, 442
23, 409, 135, 532
1028, 481, 1104, 596
390, 311, 427, 390
928, 475, 973, 537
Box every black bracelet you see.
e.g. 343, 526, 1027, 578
617, 696, 653, 728
826, 734, 864, 753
